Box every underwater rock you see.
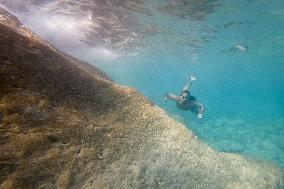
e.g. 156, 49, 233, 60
0, 7, 22, 28
0, 9, 283, 189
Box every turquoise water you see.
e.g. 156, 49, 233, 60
92, 0, 284, 170
4, 0, 283, 171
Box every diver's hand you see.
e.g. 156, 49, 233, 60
197, 113, 203, 119
163, 94, 168, 102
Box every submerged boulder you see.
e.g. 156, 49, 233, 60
0, 8, 283, 189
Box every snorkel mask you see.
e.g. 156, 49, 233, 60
181, 91, 189, 100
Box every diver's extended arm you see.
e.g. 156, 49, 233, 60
199, 103, 205, 114
188, 100, 205, 118
197, 102, 205, 119
164, 93, 180, 102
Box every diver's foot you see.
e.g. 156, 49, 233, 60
190, 75, 196, 81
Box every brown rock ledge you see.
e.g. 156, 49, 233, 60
0, 12, 283, 189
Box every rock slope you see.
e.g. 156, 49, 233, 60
0, 8, 283, 189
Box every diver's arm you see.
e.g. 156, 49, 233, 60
164, 93, 180, 103
197, 102, 205, 119
199, 103, 205, 114
189, 101, 205, 118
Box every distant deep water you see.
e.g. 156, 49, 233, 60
99, 0, 284, 171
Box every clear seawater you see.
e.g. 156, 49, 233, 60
93, 0, 284, 170
4, 0, 284, 171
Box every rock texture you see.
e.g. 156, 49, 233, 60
0, 8, 283, 189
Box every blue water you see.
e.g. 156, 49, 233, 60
91, 0, 284, 170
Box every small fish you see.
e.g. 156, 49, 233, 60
234, 44, 247, 52
222, 21, 244, 28
222, 43, 248, 53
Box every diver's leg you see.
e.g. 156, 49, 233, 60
181, 83, 191, 92
164, 93, 179, 102
181, 75, 196, 92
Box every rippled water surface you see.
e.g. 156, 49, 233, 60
2, 0, 283, 170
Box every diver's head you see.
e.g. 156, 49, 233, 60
181, 91, 189, 101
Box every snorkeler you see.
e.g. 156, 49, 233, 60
164, 76, 205, 119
